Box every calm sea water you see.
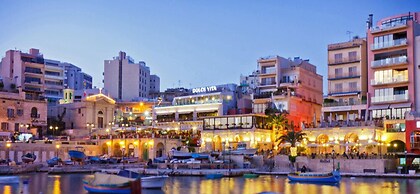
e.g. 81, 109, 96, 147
0, 173, 419, 194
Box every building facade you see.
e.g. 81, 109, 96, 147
367, 12, 420, 120
104, 51, 159, 101
0, 79, 47, 139
44, 59, 65, 104
322, 38, 368, 125
60, 62, 93, 90
253, 56, 323, 129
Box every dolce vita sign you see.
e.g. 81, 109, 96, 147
192, 86, 217, 94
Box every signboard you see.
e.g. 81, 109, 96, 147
192, 86, 217, 94
417, 121, 420, 128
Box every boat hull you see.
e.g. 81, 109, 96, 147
0, 176, 20, 184
141, 176, 168, 189
83, 183, 131, 194
243, 173, 260, 178
287, 171, 340, 183
68, 150, 85, 161
205, 174, 224, 179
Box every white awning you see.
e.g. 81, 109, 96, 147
390, 103, 412, 109
369, 104, 390, 110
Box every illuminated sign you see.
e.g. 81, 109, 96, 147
192, 86, 217, 94
417, 121, 420, 128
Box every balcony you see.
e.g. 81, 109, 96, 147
260, 68, 276, 75
371, 93, 409, 103
260, 81, 276, 87
328, 57, 361, 65
370, 76, 408, 86
24, 80, 43, 85
370, 22, 407, 34
371, 56, 408, 68
371, 38, 407, 50
323, 100, 367, 107
328, 87, 360, 96
328, 72, 361, 80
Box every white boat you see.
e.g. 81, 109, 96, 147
171, 150, 192, 159
224, 142, 257, 156
141, 175, 169, 189
117, 170, 168, 189
0, 176, 20, 184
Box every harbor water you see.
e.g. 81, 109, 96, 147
0, 173, 419, 194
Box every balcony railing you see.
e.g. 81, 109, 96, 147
261, 69, 276, 74
328, 87, 360, 95
370, 21, 407, 33
370, 76, 408, 85
371, 38, 407, 50
328, 72, 361, 80
371, 56, 408, 68
328, 57, 360, 65
323, 100, 367, 107
260, 81, 276, 86
371, 93, 409, 103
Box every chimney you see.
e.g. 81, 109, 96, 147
29, 48, 40, 56
119, 51, 126, 60
367, 14, 373, 29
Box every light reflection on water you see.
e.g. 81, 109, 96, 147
0, 173, 419, 194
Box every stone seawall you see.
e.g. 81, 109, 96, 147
273, 155, 398, 173
0, 142, 100, 162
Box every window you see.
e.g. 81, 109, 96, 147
349, 66, 357, 77
349, 82, 357, 91
334, 68, 343, 78
31, 107, 38, 118
335, 83, 343, 93
17, 109, 24, 116
334, 53, 343, 63
7, 108, 14, 118
349, 51, 357, 61
78, 108, 81, 114
1, 122, 9, 130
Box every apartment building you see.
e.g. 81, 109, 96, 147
253, 56, 323, 128
367, 12, 420, 120
323, 38, 368, 123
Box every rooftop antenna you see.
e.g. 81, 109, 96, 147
346, 31, 353, 41
178, 80, 181, 88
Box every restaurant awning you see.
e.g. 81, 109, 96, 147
369, 104, 390, 110
390, 102, 412, 109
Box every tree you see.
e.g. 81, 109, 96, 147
276, 123, 307, 171
266, 113, 288, 131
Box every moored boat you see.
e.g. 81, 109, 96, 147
21, 153, 37, 163
205, 173, 224, 179
47, 157, 61, 167
0, 176, 20, 184
243, 173, 260, 178
68, 150, 85, 161
83, 172, 140, 194
287, 170, 341, 183
117, 169, 168, 189
171, 150, 193, 159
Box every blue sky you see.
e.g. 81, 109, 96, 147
0, 1, 418, 94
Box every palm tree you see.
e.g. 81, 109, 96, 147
276, 123, 307, 171
266, 113, 288, 131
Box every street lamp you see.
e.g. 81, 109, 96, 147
332, 150, 336, 171
6, 142, 11, 162
56, 144, 60, 157
87, 123, 94, 138
404, 150, 408, 174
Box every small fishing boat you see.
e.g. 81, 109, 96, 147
205, 174, 224, 179
0, 176, 20, 184
171, 150, 193, 159
83, 172, 140, 194
117, 169, 168, 189
47, 157, 61, 167
287, 170, 341, 183
243, 173, 260, 178
68, 149, 85, 162
191, 153, 210, 160
21, 153, 36, 163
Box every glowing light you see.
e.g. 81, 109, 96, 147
265, 138, 271, 142
394, 144, 397, 148
140, 102, 144, 106
106, 141, 111, 146
6, 143, 11, 148
243, 137, 250, 141
119, 141, 124, 145
205, 138, 212, 142
55, 145, 60, 149
133, 141, 139, 146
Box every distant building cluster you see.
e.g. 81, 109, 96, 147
1, 12, 420, 160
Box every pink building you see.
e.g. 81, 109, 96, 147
367, 12, 420, 120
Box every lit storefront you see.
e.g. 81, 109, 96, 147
201, 114, 273, 152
